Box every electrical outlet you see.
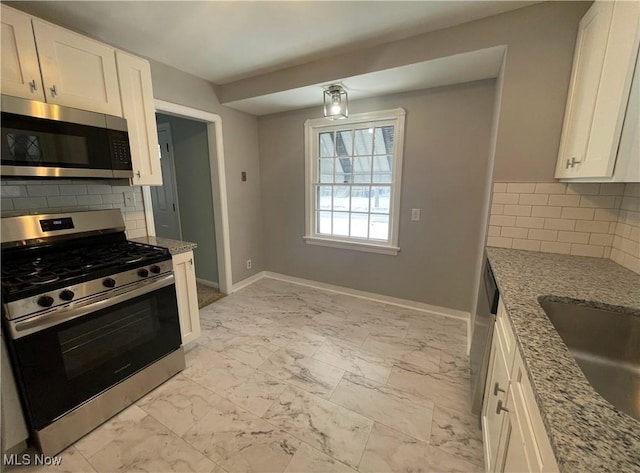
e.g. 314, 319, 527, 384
246, 259, 252, 269
124, 192, 135, 208
411, 208, 421, 221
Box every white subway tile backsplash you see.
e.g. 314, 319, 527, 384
506, 183, 536, 194
570, 244, 604, 258
579, 195, 617, 209
512, 239, 541, 251
574, 220, 611, 234
515, 216, 545, 228
594, 208, 619, 221
501, 227, 528, 239
490, 204, 504, 215
493, 193, 519, 204
87, 184, 112, 195
488, 226, 501, 237
27, 184, 59, 196
1, 185, 26, 197
598, 183, 625, 196
558, 231, 590, 244
59, 184, 88, 196
493, 183, 507, 193
532, 206, 562, 218
527, 229, 558, 241
566, 183, 600, 195
540, 241, 571, 254
548, 194, 580, 207
534, 183, 566, 194
1, 179, 148, 239
589, 233, 614, 247
561, 207, 595, 220
544, 218, 576, 231
13, 197, 48, 210
519, 194, 548, 205
503, 204, 532, 217
487, 236, 513, 248
46, 196, 77, 207
490, 215, 517, 227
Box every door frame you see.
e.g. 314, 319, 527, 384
152, 122, 184, 241
142, 100, 233, 295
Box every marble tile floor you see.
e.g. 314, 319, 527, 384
11, 278, 484, 473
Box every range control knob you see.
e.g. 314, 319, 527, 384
150, 265, 161, 274
137, 268, 149, 278
103, 278, 116, 288
59, 289, 75, 301
37, 295, 54, 308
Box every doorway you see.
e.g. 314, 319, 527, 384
142, 100, 233, 297
150, 123, 182, 241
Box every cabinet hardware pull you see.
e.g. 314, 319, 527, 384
189, 259, 193, 266
494, 382, 505, 396
565, 157, 581, 169
29, 80, 37, 92
50, 85, 57, 97
136, 171, 141, 178
496, 400, 509, 414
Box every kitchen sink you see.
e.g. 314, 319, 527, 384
539, 298, 640, 421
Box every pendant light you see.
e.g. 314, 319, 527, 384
323, 85, 348, 119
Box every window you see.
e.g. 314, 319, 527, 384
304, 108, 406, 255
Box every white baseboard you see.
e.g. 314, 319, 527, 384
243, 271, 468, 322
196, 278, 219, 289
231, 271, 267, 292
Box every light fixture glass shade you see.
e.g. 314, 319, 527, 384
324, 85, 348, 119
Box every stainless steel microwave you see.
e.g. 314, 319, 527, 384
0, 95, 133, 179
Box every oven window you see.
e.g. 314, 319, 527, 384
58, 300, 158, 379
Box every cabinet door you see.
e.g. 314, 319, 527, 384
500, 389, 531, 473
0, 6, 45, 101
482, 325, 511, 472
32, 19, 122, 116
116, 51, 162, 185
172, 251, 201, 346
556, 0, 640, 179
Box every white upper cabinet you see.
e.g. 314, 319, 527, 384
555, 0, 640, 182
32, 19, 122, 116
0, 6, 45, 101
116, 51, 162, 185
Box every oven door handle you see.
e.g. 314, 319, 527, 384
9, 274, 175, 339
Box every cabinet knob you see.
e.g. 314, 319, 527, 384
494, 382, 505, 396
50, 85, 57, 97
29, 80, 37, 92
496, 399, 509, 415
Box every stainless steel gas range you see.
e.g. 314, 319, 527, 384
1, 210, 185, 455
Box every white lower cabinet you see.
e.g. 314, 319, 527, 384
482, 300, 558, 473
172, 251, 201, 346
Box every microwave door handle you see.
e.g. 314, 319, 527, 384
9, 274, 175, 339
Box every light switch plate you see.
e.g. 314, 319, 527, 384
411, 208, 421, 221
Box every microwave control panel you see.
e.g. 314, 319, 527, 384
108, 130, 133, 170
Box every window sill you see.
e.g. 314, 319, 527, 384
303, 236, 400, 255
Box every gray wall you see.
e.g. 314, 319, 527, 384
225, 1, 590, 184
149, 61, 264, 284
259, 80, 496, 311
156, 113, 218, 283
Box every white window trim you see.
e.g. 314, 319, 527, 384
304, 108, 406, 256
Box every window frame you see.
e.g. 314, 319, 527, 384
303, 108, 406, 256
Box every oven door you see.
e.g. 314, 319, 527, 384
6, 276, 181, 431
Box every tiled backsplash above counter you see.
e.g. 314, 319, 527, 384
0, 179, 148, 239
488, 182, 640, 274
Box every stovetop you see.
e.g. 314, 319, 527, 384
1, 234, 171, 302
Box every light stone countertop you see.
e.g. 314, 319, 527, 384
132, 236, 197, 255
486, 247, 640, 473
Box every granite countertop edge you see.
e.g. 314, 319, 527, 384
486, 247, 640, 473
132, 236, 197, 255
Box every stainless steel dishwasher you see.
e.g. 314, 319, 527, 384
470, 256, 499, 417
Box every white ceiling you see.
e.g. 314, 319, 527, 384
10, 1, 534, 115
